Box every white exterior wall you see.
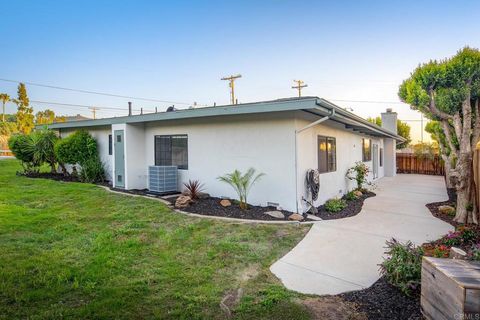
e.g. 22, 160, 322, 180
143, 113, 298, 211
59, 126, 113, 181
295, 114, 384, 213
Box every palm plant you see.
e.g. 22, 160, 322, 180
217, 168, 265, 210
0, 93, 10, 122
31, 129, 59, 173
183, 179, 205, 199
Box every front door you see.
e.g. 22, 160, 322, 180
372, 143, 379, 179
114, 130, 125, 188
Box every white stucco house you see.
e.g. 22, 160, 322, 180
47, 97, 404, 213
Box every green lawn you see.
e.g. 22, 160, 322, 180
0, 159, 311, 319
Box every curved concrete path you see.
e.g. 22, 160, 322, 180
270, 174, 454, 295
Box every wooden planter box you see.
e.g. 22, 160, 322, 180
421, 257, 480, 320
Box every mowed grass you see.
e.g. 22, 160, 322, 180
0, 159, 311, 320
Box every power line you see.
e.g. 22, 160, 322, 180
0, 77, 204, 106
30, 99, 155, 113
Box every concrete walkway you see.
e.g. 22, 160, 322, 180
270, 174, 454, 295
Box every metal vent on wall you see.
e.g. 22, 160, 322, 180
148, 166, 178, 194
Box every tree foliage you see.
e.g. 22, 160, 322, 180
399, 47, 480, 223
366, 116, 412, 149
35, 109, 66, 125
12, 83, 34, 134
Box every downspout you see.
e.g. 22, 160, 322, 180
294, 109, 335, 213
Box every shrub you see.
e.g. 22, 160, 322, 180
324, 198, 347, 213
54, 130, 104, 181
380, 238, 424, 296
79, 156, 105, 183
346, 161, 371, 191
344, 190, 359, 201
55, 130, 97, 167
183, 180, 205, 199
218, 168, 265, 210
8, 134, 37, 172
473, 244, 480, 261
30, 129, 58, 173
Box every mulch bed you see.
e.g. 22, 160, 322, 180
315, 191, 376, 220
340, 276, 422, 320
20, 171, 81, 182
168, 196, 301, 221
21, 172, 111, 187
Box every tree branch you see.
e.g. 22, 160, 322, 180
428, 89, 454, 120
442, 120, 459, 159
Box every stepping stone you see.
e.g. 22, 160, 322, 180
307, 214, 323, 221
264, 210, 285, 219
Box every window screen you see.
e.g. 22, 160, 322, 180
108, 135, 112, 155
154, 135, 188, 169
318, 136, 336, 173
362, 138, 372, 162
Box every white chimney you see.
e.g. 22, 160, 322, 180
381, 108, 397, 134
381, 108, 398, 177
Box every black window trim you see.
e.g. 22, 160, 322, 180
317, 135, 337, 174
154, 134, 188, 170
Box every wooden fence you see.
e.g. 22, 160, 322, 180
396, 153, 445, 176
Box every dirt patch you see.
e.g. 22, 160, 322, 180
339, 277, 423, 320
301, 296, 366, 320
168, 196, 308, 221
315, 191, 376, 220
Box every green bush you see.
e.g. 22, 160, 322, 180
380, 238, 424, 296
8, 134, 37, 172
54, 130, 104, 183
9, 129, 60, 173
324, 198, 347, 213
218, 168, 265, 210
344, 191, 359, 201
79, 156, 105, 183
55, 130, 97, 166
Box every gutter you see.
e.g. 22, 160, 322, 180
294, 109, 335, 214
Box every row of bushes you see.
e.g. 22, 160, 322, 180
8, 129, 105, 183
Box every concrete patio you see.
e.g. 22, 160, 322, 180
270, 174, 454, 295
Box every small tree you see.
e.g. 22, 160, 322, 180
12, 83, 34, 134
218, 168, 265, 210
31, 129, 59, 173
346, 161, 370, 191
399, 47, 480, 224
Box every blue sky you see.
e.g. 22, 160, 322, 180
1, 0, 479, 141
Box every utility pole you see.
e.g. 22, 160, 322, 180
292, 80, 308, 97
89, 107, 99, 119
221, 74, 242, 105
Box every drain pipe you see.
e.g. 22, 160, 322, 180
294, 109, 335, 214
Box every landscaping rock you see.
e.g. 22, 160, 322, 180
353, 190, 363, 197
220, 199, 232, 207
438, 205, 455, 215
175, 195, 192, 209
288, 213, 304, 221
449, 247, 467, 260
264, 210, 285, 219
